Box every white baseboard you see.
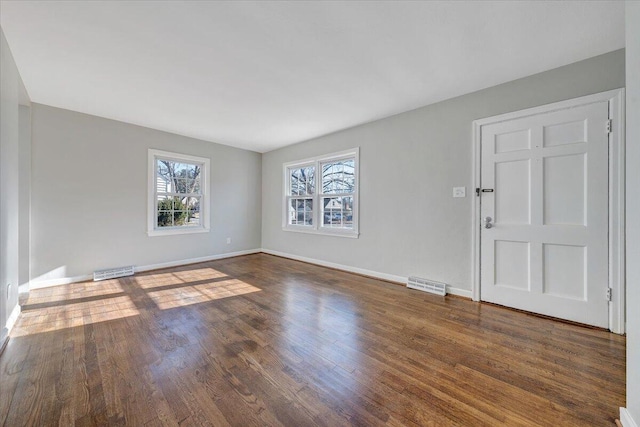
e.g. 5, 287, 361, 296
6, 303, 21, 335
29, 249, 262, 289
621, 408, 639, 427
261, 248, 406, 283
261, 248, 473, 298
30, 273, 93, 289
448, 287, 473, 299
135, 249, 261, 273
26, 248, 473, 299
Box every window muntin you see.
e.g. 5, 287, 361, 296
290, 166, 315, 196
289, 198, 314, 226
156, 159, 202, 228
284, 148, 359, 237
148, 150, 210, 236
321, 196, 354, 228
286, 165, 315, 226
321, 159, 355, 194
320, 159, 355, 229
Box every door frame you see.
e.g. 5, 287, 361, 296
471, 88, 626, 334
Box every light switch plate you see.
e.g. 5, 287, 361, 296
453, 187, 466, 198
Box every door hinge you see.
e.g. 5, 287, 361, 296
606, 287, 612, 301
606, 119, 612, 133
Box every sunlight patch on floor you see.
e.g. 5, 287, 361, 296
147, 278, 261, 309
25, 280, 124, 304
12, 295, 139, 337
135, 268, 230, 289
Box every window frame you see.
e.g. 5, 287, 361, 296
147, 149, 210, 237
282, 148, 359, 238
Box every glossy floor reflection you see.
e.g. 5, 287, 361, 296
1, 254, 626, 426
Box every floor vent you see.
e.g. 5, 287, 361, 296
94, 266, 135, 281
407, 276, 447, 296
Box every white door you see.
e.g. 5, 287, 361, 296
479, 100, 609, 328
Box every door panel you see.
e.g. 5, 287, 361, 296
480, 101, 609, 328
543, 154, 585, 225
495, 240, 530, 290
543, 243, 586, 300
495, 159, 531, 225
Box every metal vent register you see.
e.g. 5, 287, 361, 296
93, 265, 134, 281
407, 276, 447, 296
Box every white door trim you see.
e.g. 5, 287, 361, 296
471, 88, 625, 333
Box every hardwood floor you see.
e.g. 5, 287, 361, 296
0, 253, 625, 426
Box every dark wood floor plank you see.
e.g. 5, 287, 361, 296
0, 253, 625, 426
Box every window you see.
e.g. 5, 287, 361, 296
148, 149, 210, 236
288, 165, 315, 226
284, 148, 359, 237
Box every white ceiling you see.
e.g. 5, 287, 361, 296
0, 1, 625, 153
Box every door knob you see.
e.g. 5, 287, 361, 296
485, 216, 493, 229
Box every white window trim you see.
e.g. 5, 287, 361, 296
282, 147, 359, 238
148, 149, 211, 237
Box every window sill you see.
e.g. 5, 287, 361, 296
282, 226, 359, 239
148, 227, 210, 237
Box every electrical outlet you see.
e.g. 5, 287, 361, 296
226, 237, 231, 244
453, 187, 466, 198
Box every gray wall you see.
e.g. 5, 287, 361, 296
30, 104, 262, 284
0, 29, 29, 339
18, 105, 31, 291
625, 1, 640, 423
262, 49, 625, 292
